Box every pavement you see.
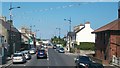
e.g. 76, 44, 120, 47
0, 57, 12, 68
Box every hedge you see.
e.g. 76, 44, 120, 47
75, 42, 95, 50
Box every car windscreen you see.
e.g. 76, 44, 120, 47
13, 54, 22, 57
60, 48, 64, 50
38, 50, 45, 52
79, 56, 91, 62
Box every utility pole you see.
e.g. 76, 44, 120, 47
56, 28, 61, 39
64, 17, 72, 52
56, 28, 61, 44
9, 3, 20, 54
64, 17, 72, 32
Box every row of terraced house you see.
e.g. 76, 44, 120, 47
0, 16, 39, 65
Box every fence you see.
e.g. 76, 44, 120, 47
112, 56, 120, 67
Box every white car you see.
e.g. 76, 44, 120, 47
29, 48, 36, 54
21, 50, 31, 60
12, 52, 26, 64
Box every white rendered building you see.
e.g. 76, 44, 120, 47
75, 22, 95, 45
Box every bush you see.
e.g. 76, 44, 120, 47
75, 42, 95, 50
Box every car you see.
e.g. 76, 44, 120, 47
56, 46, 60, 51
12, 52, 26, 64
36, 49, 47, 59
21, 50, 31, 60
58, 47, 65, 53
74, 55, 104, 68
29, 48, 36, 54
53, 44, 57, 49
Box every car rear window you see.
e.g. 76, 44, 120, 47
38, 50, 45, 52
13, 54, 22, 57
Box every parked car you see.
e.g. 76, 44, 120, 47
12, 52, 26, 64
58, 47, 65, 53
29, 48, 36, 54
36, 49, 47, 59
74, 55, 104, 68
56, 46, 60, 51
53, 44, 57, 49
21, 50, 31, 60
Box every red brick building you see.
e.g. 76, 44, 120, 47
92, 19, 120, 63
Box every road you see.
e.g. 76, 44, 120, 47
10, 48, 75, 68
9, 48, 116, 68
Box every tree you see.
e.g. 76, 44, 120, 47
51, 36, 67, 47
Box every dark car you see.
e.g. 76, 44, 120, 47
74, 55, 104, 68
36, 49, 47, 59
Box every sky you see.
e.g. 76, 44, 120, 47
1, 1, 119, 39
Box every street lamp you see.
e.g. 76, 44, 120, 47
56, 28, 61, 44
29, 25, 36, 48
9, 3, 20, 55
35, 29, 40, 38
64, 17, 72, 32
56, 28, 61, 38
64, 17, 72, 52
9, 3, 20, 21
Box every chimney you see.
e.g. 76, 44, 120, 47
0, 16, 6, 21
79, 24, 84, 29
85, 22, 90, 28
118, 2, 120, 18
118, 8, 120, 18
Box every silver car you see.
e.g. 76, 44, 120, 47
29, 48, 36, 54
12, 52, 26, 64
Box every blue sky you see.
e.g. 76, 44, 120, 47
1, 2, 118, 39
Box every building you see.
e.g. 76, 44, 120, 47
92, 19, 120, 64
74, 22, 95, 45
19, 26, 39, 49
19, 27, 33, 50
0, 19, 21, 56
66, 32, 76, 51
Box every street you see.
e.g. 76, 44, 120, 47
4, 48, 115, 68
10, 48, 75, 67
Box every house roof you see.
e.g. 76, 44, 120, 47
0, 19, 20, 33
75, 26, 85, 33
67, 32, 76, 37
92, 19, 120, 33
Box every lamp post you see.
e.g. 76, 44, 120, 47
9, 3, 20, 21
9, 3, 20, 55
56, 28, 61, 39
56, 28, 61, 44
29, 25, 36, 48
35, 29, 40, 38
64, 17, 72, 32
64, 17, 72, 52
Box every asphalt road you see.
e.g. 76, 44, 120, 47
9, 48, 116, 68
10, 48, 75, 67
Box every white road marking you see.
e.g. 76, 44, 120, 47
47, 49, 49, 61
47, 49, 50, 68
